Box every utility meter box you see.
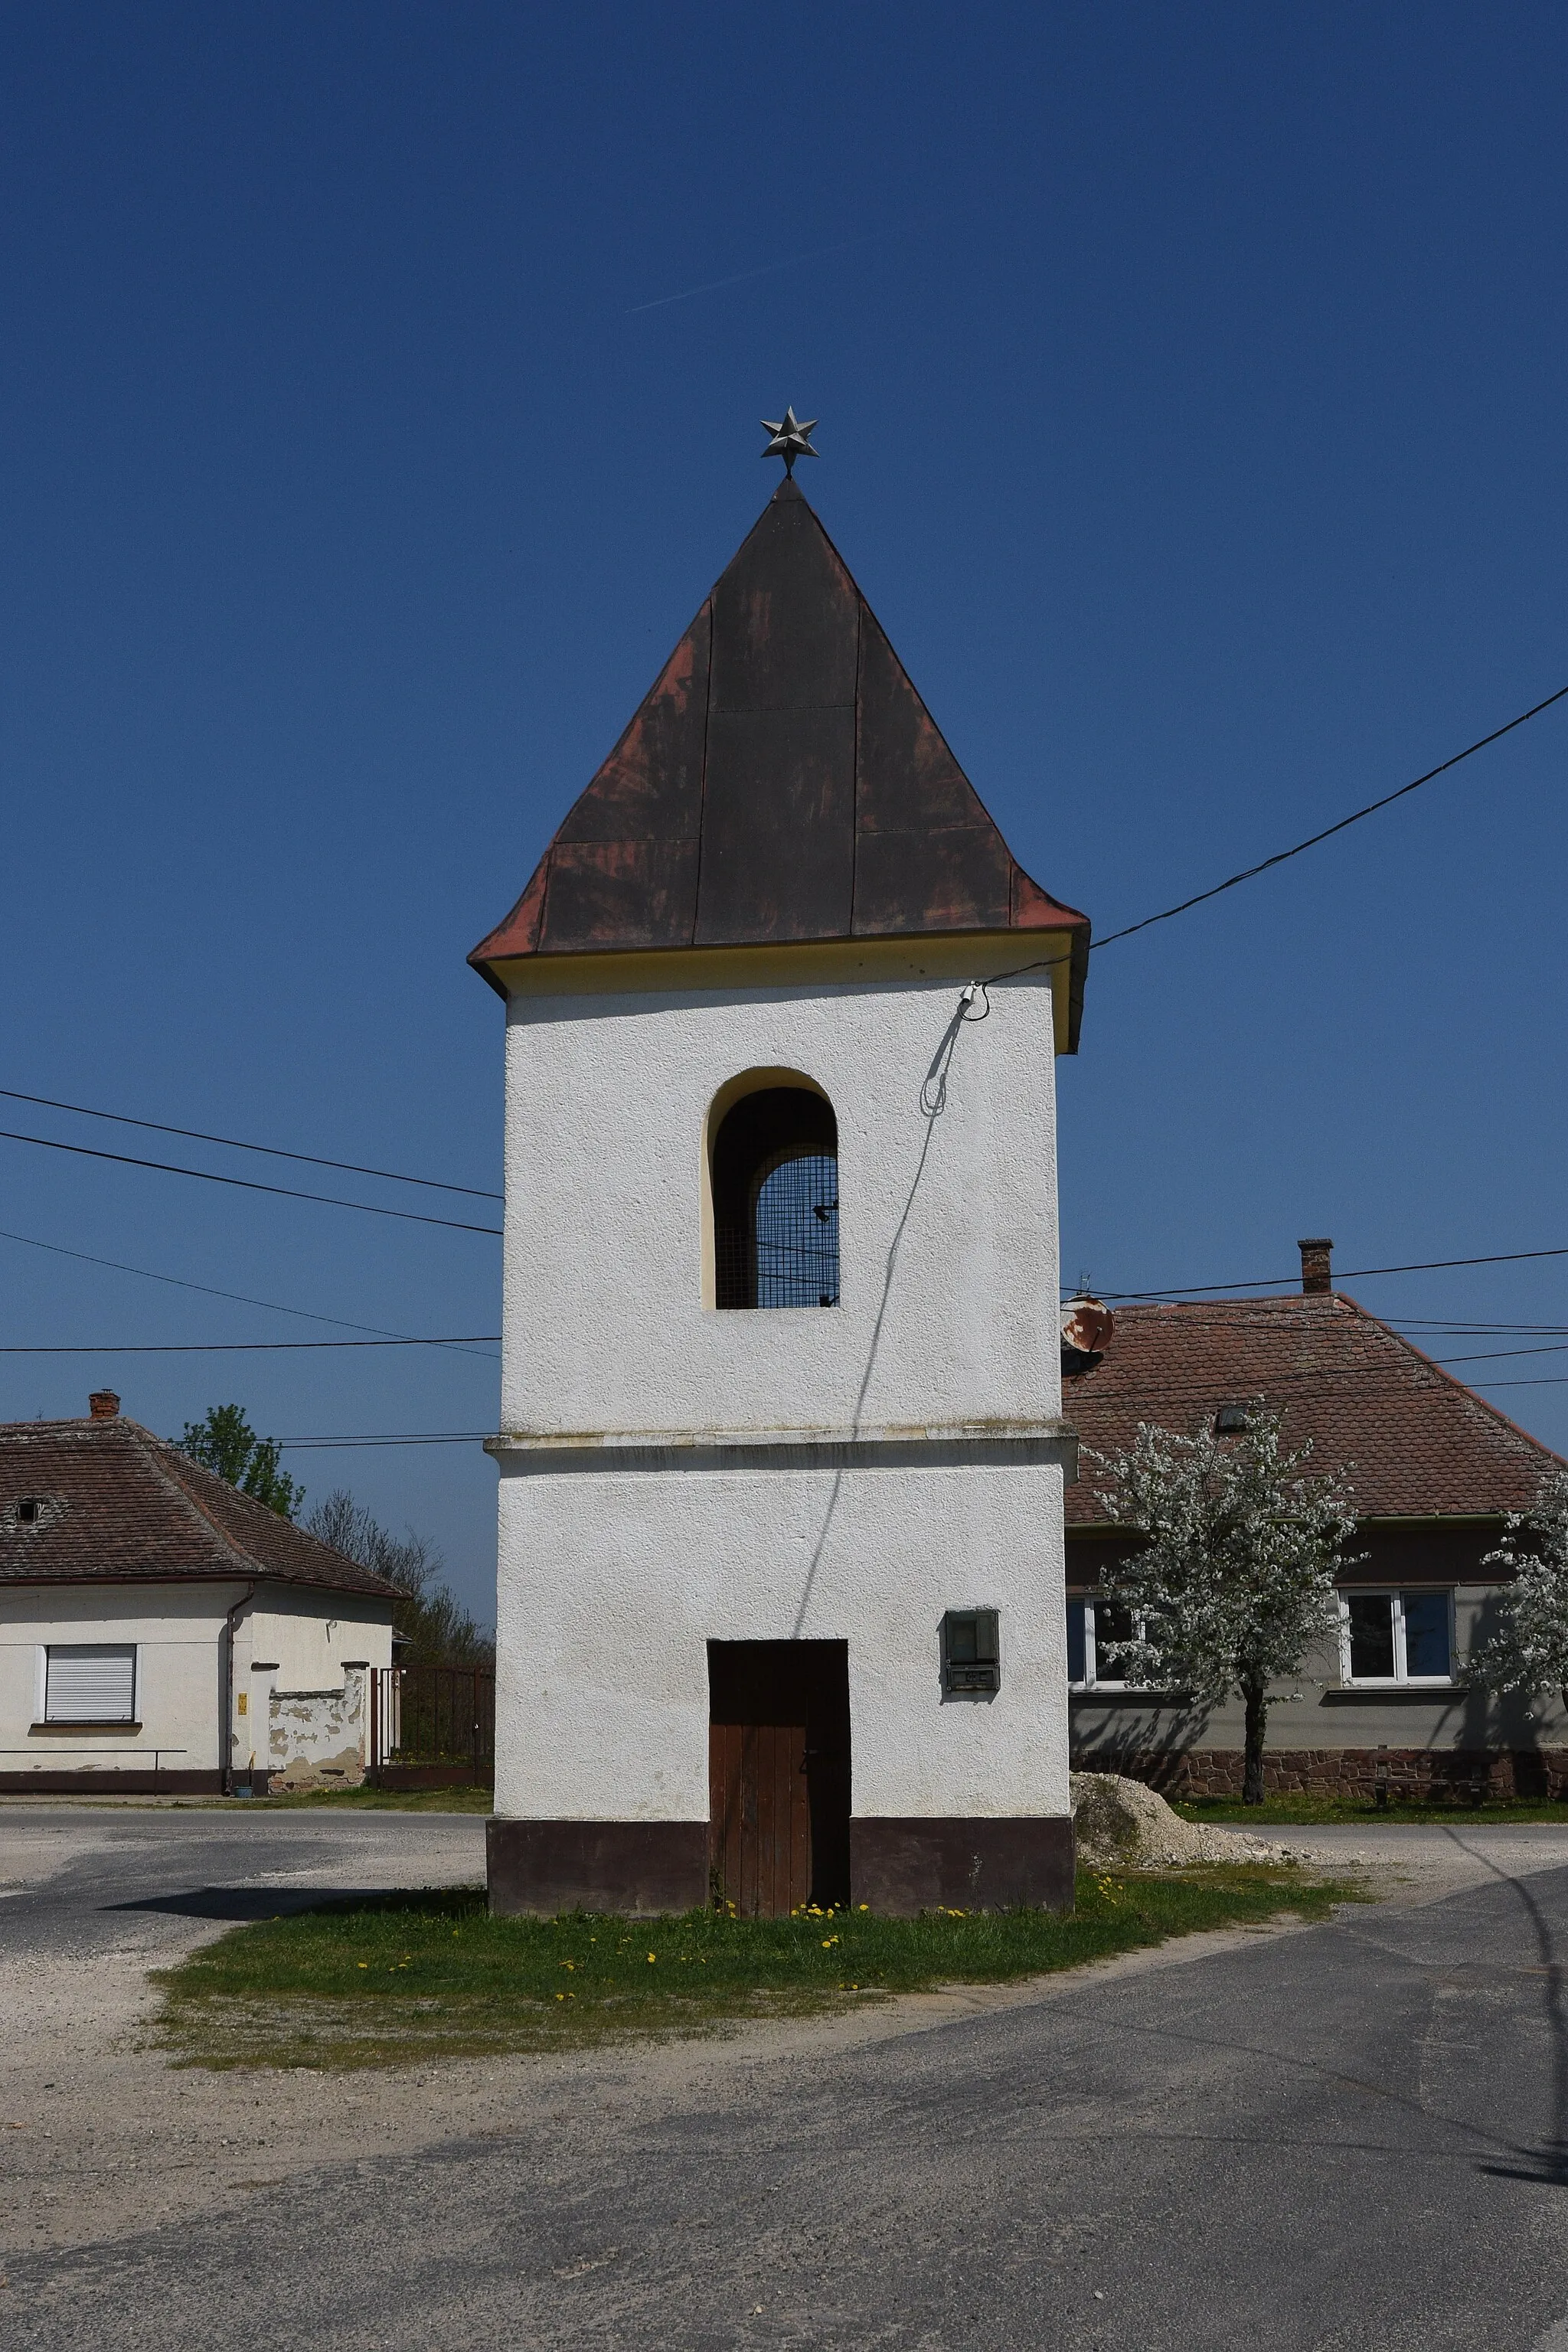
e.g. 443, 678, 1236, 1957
941, 1608, 1001, 1697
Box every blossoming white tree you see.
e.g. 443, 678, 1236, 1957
1465, 1472, 1568, 1716
1092, 1405, 1358, 1805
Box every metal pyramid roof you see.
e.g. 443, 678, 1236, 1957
470, 479, 1089, 1042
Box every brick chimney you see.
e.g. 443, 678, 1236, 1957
88, 1390, 121, 1419
1298, 1239, 1333, 1296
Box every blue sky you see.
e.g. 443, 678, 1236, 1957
4, 3, 1567, 1622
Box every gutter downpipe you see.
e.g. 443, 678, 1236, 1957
220, 1583, 256, 1796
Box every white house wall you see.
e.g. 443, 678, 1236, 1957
242, 1592, 394, 1692
0, 1581, 240, 1779
0, 1580, 394, 1789
237, 1588, 394, 1789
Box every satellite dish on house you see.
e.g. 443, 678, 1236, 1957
1060, 1294, 1114, 1372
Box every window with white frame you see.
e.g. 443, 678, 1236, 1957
1067, 1596, 1142, 1690
43, 1644, 138, 1723
1341, 1591, 1454, 1687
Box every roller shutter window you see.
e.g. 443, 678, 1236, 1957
44, 1644, 137, 1723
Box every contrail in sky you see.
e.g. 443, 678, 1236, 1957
626, 224, 927, 315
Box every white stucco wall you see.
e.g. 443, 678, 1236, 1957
500, 969, 1061, 1438
0, 1581, 394, 1782
267, 1667, 371, 1789
0, 1582, 240, 1775
495, 1454, 1070, 1822
241, 1592, 394, 1692
239, 1592, 392, 1786
492, 962, 1073, 1830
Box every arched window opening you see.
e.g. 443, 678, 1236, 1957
710, 1086, 839, 1310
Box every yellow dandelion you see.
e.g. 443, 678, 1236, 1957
647, 1952, 657, 1964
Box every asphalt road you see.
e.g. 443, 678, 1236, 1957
6, 1814, 1568, 2349
0, 1799, 486, 1960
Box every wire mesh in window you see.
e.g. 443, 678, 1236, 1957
711, 1084, 840, 1311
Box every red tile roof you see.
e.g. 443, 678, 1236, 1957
0, 1416, 398, 1598
1063, 1292, 1565, 1524
469, 479, 1090, 1044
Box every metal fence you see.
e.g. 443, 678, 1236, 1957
368, 1664, 494, 1788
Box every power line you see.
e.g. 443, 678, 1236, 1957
0, 1088, 501, 1201
277, 1431, 492, 1449
994, 678, 1568, 991
11, 682, 1565, 1235
0, 1226, 500, 1362
274, 1375, 1568, 1450
1089, 679, 1568, 950
0, 1129, 502, 1237
1083, 1243, 1568, 1301
0, 1336, 499, 1354
1423, 1342, 1568, 1367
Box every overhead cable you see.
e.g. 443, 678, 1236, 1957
0, 1225, 500, 1361
1089, 680, 1568, 952
0, 1088, 501, 1200
272, 1374, 1568, 1448
0, 1334, 499, 1354
1078, 1242, 1568, 1302
0, 1128, 502, 1236
11, 681, 1568, 1228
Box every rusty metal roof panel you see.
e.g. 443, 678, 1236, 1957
696, 705, 857, 944
538, 838, 703, 954
853, 821, 1014, 936
470, 477, 1092, 1040
707, 485, 861, 712
854, 608, 993, 835
554, 610, 711, 846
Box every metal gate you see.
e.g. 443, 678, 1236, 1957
368, 1665, 495, 1789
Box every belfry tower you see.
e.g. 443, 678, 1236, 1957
471, 450, 1090, 1916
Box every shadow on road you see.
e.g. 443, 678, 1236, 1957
1442, 1830, 1568, 2187
107, 1886, 410, 1922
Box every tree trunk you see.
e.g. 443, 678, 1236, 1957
1242, 1677, 1269, 1806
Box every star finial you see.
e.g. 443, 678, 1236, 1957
760, 405, 819, 476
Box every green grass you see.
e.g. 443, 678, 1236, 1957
12, 1785, 498, 1814
1174, 1794, 1568, 1827
152, 1867, 1357, 2071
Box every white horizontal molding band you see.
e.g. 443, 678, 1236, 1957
485, 1421, 1078, 1477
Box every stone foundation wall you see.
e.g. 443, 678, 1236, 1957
1073, 1745, 1568, 1802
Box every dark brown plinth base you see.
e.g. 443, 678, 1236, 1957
851, 1817, 1076, 1914
487, 1815, 1076, 1918
373, 1763, 485, 1792
1073, 1746, 1568, 1803
0, 1769, 221, 1795
488, 1818, 709, 1916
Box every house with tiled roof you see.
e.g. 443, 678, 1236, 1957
0, 1393, 397, 1794
1063, 1242, 1568, 1798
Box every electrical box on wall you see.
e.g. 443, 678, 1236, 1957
941, 1609, 1000, 1697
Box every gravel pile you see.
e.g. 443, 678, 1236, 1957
1070, 1770, 1295, 1868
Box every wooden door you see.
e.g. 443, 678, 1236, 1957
707, 1641, 850, 1916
